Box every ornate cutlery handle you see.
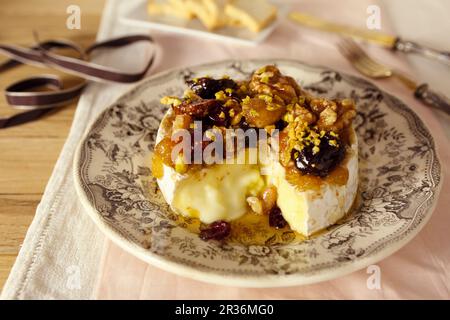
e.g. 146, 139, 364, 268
414, 84, 450, 115
394, 38, 450, 66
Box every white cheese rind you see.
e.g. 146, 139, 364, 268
269, 129, 358, 236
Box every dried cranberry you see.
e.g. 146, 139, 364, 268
269, 206, 287, 229
199, 220, 231, 241
292, 133, 345, 177
187, 77, 237, 99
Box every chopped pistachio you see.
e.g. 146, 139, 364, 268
313, 138, 321, 146
260, 71, 274, 79
205, 130, 216, 141
267, 103, 282, 111
249, 109, 259, 117
160, 96, 182, 106
215, 90, 226, 100
330, 131, 339, 137
282, 112, 294, 123
256, 66, 267, 74
288, 127, 296, 139
258, 94, 273, 103
224, 100, 235, 107
242, 96, 251, 104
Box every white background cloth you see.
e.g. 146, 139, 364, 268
1, 0, 449, 299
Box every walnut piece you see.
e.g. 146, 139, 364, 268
308, 98, 356, 132
249, 65, 302, 104
293, 104, 317, 125
317, 106, 337, 128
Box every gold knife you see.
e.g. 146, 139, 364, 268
289, 12, 450, 66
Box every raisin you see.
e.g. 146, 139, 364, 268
187, 77, 237, 99
268, 206, 287, 229
199, 220, 231, 241
292, 133, 345, 177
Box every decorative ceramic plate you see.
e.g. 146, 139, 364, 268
74, 59, 442, 287
119, 0, 289, 46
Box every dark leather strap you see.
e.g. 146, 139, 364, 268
0, 34, 155, 129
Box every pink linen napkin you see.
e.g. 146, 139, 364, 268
94, 0, 450, 299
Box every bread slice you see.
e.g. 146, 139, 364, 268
225, 0, 277, 32
186, 0, 227, 30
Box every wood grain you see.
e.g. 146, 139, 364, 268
0, 0, 104, 292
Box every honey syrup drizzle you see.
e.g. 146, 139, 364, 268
175, 212, 307, 246
173, 188, 359, 246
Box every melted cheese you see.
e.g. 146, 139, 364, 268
170, 162, 264, 223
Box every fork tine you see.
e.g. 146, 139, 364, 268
338, 38, 376, 76
345, 38, 388, 70
338, 38, 370, 74
339, 38, 365, 62
343, 38, 376, 67
363, 57, 386, 72
337, 39, 358, 60
343, 38, 366, 56
338, 37, 391, 77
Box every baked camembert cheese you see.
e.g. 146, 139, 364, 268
152, 65, 358, 240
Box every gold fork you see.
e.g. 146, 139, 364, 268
338, 37, 450, 115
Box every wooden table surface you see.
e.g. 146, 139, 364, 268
0, 0, 104, 291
